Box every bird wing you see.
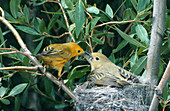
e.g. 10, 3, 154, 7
88, 70, 130, 87
40, 45, 71, 58
115, 65, 140, 83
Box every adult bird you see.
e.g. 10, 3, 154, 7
36, 42, 85, 77
83, 52, 139, 87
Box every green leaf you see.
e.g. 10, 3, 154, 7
67, 65, 90, 81
35, 1, 46, 6
10, 0, 18, 18
105, 4, 113, 18
123, 8, 136, 20
75, 1, 85, 38
0, 87, 7, 97
91, 37, 104, 44
131, 56, 147, 75
98, 10, 112, 22
55, 104, 68, 109
165, 17, 170, 29
86, 7, 100, 14
137, 0, 150, 13
0, 99, 10, 105
137, 12, 150, 20
90, 17, 100, 30
34, 18, 40, 32
9, 83, 28, 96
15, 97, 20, 111
4, 11, 17, 22
47, 15, 58, 31
130, 53, 138, 67
109, 52, 115, 63
85, 23, 90, 36
130, 0, 137, 11
67, 10, 75, 23
61, 0, 68, 9
69, 23, 75, 32
64, 0, 74, 9
135, 24, 150, 46
114, 26, 144, 47
23, 5, 29, 23
44, 78, 53, 96
33, 36, 45, 42
15, 25, 39, 35
33, 39, 44, 55
0, 28, 6, 48
39, 19, 47, 33
112, 34, 134, 53
113, 40, 128, 53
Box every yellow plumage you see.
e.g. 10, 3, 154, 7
36, 42, 85, 77
83, 52, 139, 87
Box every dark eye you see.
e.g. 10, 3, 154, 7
95, 57, 100, 61
78, 50, 81, 53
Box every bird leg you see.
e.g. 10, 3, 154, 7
57, 70, 66, 80
69, 57, 77, 66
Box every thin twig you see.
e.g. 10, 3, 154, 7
0, 51, 17, 55
85, 10, 93, 20
94, 20, 146, 28
43, 32, 70, 38
0, 7, 4, 17
0, 66, 37, 70
0, 48, 29, 57
0, 70, 43, 79
85, 11, 93, 53
157, 96, 170, 111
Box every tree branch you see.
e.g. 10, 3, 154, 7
146, 0, 166, 85
94, 20, 146, 28
0, 66, 37, 70
149, 61, 170, 111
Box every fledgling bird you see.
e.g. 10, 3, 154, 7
36, 42, 85, 77
83, 52, 139, 87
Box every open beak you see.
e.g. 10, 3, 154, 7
81, 51, 93, 61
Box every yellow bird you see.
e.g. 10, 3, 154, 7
36, 42, 85, 77
83, 52, 139, 87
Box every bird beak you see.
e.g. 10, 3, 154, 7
81, 51, 93, 61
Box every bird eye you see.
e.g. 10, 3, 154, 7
78, 50, 81, 53
95, 57, 100, 61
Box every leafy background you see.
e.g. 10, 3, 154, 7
0, 0, 169, 110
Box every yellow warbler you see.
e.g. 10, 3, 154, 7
36, 42, 85, 77
83, 52, 139, 87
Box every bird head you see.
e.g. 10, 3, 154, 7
83, 52, 110, 71
69, 42, 85, 57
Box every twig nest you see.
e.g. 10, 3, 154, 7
74, 81, 153, 111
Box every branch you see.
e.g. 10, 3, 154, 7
94, 20, 146, 28
0, 66, 37, 70
42, 32, 70, 39
0, 7, 79, 102
146, 0, 166, 85
149, 61, 170, 111
0, 48, 29, 56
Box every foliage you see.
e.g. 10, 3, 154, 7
0, 0, 169, 110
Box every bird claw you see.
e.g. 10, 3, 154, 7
36, 65, 46, 75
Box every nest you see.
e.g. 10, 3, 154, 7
74, 80, 154, 111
